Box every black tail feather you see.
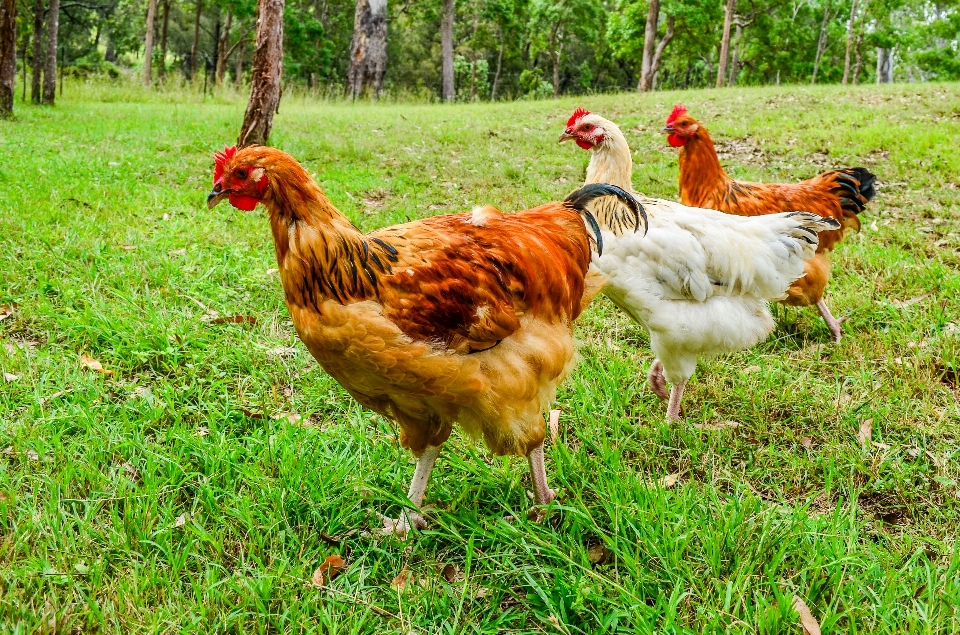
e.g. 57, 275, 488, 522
564, 183, 647, 256
834, 167, 877, 215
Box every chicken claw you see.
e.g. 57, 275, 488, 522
815, 299, 843, 344
380, 444, 441, 538
648, 359, 669, 401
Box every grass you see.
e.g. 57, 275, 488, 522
1, 79, 959, 633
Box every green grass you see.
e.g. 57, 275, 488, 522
1, 80, 959, 633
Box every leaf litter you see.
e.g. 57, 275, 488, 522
311, 554, 347, 586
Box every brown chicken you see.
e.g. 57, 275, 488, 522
664, 105, 876, 343
206, 145, 623, 534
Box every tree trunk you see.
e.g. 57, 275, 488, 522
441, 0, 454, 101
490, 34, 503, 100
811, 0, 831, 84
41, 0, 57, 104
189, 0, 202, 80
716, 0, 736, 87
216, 12, 232, 84
31, 0, 42, 102
638, 0, 659, 92
0, 0, 14, 118
841, 0, 858, 84
346, 0, 387, 100
648, 14, 675, 89
238, 0, 283, 147
876, 47, 893, 83
729, 21, 742, 85
158, 0, 170, 80
143, 0, 157, 85
234, 30, 245, 86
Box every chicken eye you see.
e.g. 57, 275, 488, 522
235, 169, 248, 180
582, 124, 593, 132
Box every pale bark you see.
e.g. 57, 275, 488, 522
234, 31, 245, 86
876, 47, 893, 83
811, 0, 832, 84
239, 0, 283, 147
0, 0, 14, 117
441, 0, 455, 101
649, 14, 674, 88
346, 0, 387, 99
490, 34, 503, 100
143, 0, 157, 85
841, 0, 858, 83
638, 0, 658, 91
215, 12, 232, 84
158, 0, 170, 80
42, 0, 57, 104
189, 0, 202, 79
716, 0, 736, 87
729, 21, 742, 85
31, 0, 42, 102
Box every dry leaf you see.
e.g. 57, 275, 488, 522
801, 437, 814, 449
3, 372, 19, 382
240, 408, 265, 419
692, 420, 740, 431
312, 554, 347, 586
122, 462, 141, 481
80, 354, 114, 376
587, 543, 610, 565
662, 472, 680, 488
272, 412, 305, 425
441, 563, 461, 583
857, 418, 873, 447
0, 304, 15, 321
391, 567, 411, 590
743, 365, 762, 373
173, 513, 187, 528
26, 449, 39, 461
121, 245, 137, 251
891, 293, 931, 308
266, 346, 298, 357
475, 587, 490, 599
168, 248, 187, 256
211, 315, 257, 326
319, 529, 359, 545
266, 268, 279, 275
0, 491, 9, 502
194, 427, 209, 437
548, 409, 560, 444
792, 595, 821, 635
1, 446, 13, 455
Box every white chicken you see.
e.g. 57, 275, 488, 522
560, 108, 840, 421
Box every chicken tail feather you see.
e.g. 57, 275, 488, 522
830, 167, 877, 215
564, 184, 648, 256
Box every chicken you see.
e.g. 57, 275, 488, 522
206, 144, 624, 534
664, 104, 877, 343
560, 108, 841, 421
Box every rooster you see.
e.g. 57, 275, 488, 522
206, 145, 628, 534
664, 104, 877, 343
560, 108, 841, 421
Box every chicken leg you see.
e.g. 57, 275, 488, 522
383, 444, 441, 537
815, 299, 843, 344
527, 442, 556, 505
665, 382, 687, 423
648, 359, 669, 400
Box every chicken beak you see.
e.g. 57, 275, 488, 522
662, 126, 675, 134
558, 131, 576, 144
207, 188, 228, 209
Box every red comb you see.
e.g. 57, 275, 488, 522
666, 104, 688, 125
567, 107, 590, 127
213, 145, 237, 184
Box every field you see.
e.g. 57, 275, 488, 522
1, 81, 959, 633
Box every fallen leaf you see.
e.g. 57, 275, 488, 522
240, 408, 265, 420
312, 554, 347, 586
0, 304, 15, 321
194, 427, 209, 437
441, 563, 461, 583
40, 390, 67, 406
857, 418, 873, 447
266, 346, 298, 357
319, 529, 359, 545
131, 385, 152, 399
475, 587, 490, 598
0, 491, 8, 502
662, 472, 680, 488
743, 365, 762, 373
874, 441, 891, 451
211, 315, 257, 326
391, 567, 411, 590
891, 293, 931, 308
173, 513, 187, 528
3, 372, 19, 382
121, 245, 137, 251
162, 213, 171, 221
0, 446, 13, 455
168, 248, 187, 256
792, 595, 821, 635
122, 462, 140, 481
692, 420, 740, 431
548, 409, 560, 444
26, 449, 40, 461
266, 268, 279, 275
80, 354, 114, 376
74, 563, 89, 574
801, 437, 814, 449
588, 543, 610, 565
272, 412, 304, 425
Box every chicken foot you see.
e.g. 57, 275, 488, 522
815, 299, 843, 344
648, 359, 669, 400
527, 442, 556, 506
665, 382, 687, 423
383, 444, 441, 537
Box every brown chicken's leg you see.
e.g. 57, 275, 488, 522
665, 382, 687, 422
648, 359, 669, 401
527, 443, 556, 505
383, 444, 441, 537
815, 299, 843, 344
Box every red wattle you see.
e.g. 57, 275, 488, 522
576, 139, 593, 150
667, 134, 687, 148
229, 194, 260, 211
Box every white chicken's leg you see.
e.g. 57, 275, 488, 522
665, 382, 687, 422
648, 359, 669, 400
384, 444, 441, 537
815, 299, 843, 344
527, 443, 556, 505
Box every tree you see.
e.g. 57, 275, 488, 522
876, 46, 893, 81
0, 0, 14, 117
346, 0, 387, 99
441, 0, 454, 100
31, 0, 42, 102
529, 0, 601, 97
810, 0, 837, 83
638, 0, 675, 91
158, 0, 171, 80
239, 0, 283, 146
42, 0, 57, 103
189, 0, 202, 79
215, 11, 232, 84
716, 0, 735, 86
143, 0, 158, 84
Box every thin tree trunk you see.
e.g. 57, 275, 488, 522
841, 0, 858, 83
468, 9, 478, 100
234, 30, 245, 85
551, 37, 563, 97
346, 0, 387, 100
851, 1, 867, 83
649, 14, 675, 88
876, 47, 893, 83
639, 0, 659, 92
441, 0, 454, 101
216, 11, 232, 84
190, 0, 202, 80
143, 0, 157, 85
238, 0, 283, 147
716, 0, 736, 87
0, 0, 14, 117
31, 0, 42, 102
41, 0, 57, 104
729, 21, 742, 85
490, 33, 503, 100
811, 0, 831, 84
158, 0, 170, 80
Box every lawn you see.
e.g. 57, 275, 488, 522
1, 80, 959, 633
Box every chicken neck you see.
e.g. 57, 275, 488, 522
584, 122, 634, 191
677, 128, 729, 206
